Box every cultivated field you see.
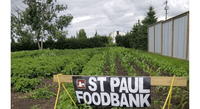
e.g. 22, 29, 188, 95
11, 47, 189, 109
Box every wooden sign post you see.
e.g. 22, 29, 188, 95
53, 75, 187, 87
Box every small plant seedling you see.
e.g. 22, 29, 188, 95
30, 105, 40, 109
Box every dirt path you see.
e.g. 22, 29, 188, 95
115, 58, 129, 76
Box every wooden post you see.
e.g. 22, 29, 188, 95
53, 75, 187, 87
154, 25, 155, 53
148, 27, 149, 52
186, 12, 189, 60
161, 23, 163, 55
171, 19, 174, 57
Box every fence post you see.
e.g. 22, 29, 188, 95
161, 23, 163, 55
154, 25, 155, 53
148, 27, 150, 52
171, 19, 174, 57
186, 12, 189, 60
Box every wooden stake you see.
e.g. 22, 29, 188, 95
161, 23, 163, 55
171, 19, 174, 57
186, 12, 189, 60
148, 27, 149, 52
154, 25, 155, 53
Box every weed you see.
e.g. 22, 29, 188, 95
30, 105, 40, 109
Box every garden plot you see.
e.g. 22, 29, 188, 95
11, 47, 189, 109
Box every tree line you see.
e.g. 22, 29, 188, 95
116, 6, 158, 51
11, 0, 157, 52
11, 0, 109, 52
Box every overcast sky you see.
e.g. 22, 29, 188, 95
11, 0, 189, 38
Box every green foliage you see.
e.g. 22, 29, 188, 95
11, 76, 20, 86
62, 54, 91, 75
11, 0, 73, 50
116, 34, 131, 48
94, 30, 98, 37
11, 14, 19, 43
56, 83, 78, 109
13, 78, 41, 92
108, 35, 113, 44
11, 35, 109, 52
116, 6, 157, 51
30, 105, 40, 109
55, 31, 68, 42
29, 87, 56, 99
142, 6, 158, 26
77, 29, 87, 39
106, 43, 117, 47
81, 51, 107, 76
120, 54, 136, 76
11, 47, 189, 108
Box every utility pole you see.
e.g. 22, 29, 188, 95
164, 0, 169, 20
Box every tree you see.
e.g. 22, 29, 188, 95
55, 31, 67, 42
77, 29, 87, 39
128, 5, 158, 50
142, 6, 158, 26
19, 0, 73, 50
11, 14, 18, 43
94, 30, 98, 37
76, 31, 79, 38
108, 34, 113, 44
17, 27, 35, 50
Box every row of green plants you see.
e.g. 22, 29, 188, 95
117, 50, 137, 76
101, 48, 188, 109
119, 48, 189, 109
107, 50, 117, 76
11, 55, 73, 79
11, 48, 110, 109
11, 47, 189, 109
61, 49, 100, 75
11, 48, 105, 93
56, 51, 108, 108
130, 49, 189, 82
80, 51, 107, 76
11, 49, 76, 59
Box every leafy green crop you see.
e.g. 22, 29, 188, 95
81, 52, 107, 76
13, 78, 41, 92
11, 47, 189, 109
56, 83, 78, 109
29, 87, 56, 99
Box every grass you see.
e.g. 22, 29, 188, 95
134, 49, 189, 71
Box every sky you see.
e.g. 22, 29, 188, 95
11, 0, 189, 38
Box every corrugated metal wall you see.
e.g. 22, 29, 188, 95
155, 23, 162, 53
173, 15, 188, 59
162, 20, 172, 57
149, 26, 154, 52
148, 11, 189, 61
